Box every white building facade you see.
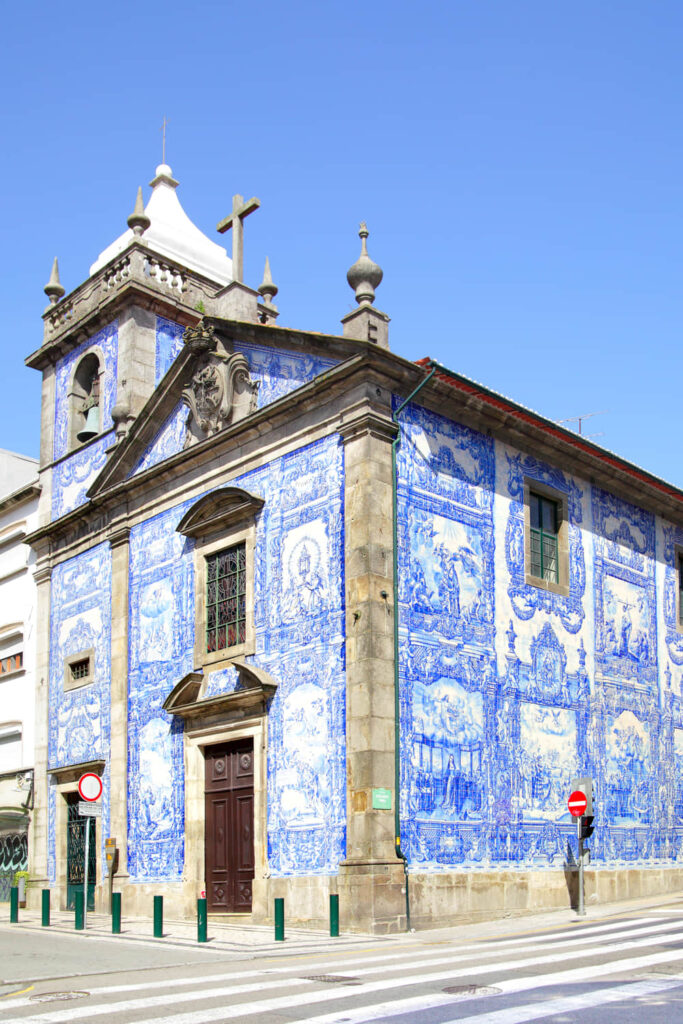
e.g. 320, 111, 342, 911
0, 450, 39, 899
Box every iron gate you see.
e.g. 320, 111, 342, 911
0, 832, 28, 901
67, 799, 96, 910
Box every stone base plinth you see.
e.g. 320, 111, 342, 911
407, 866, 683, 929
337, 858, 407, 934
252, 875, 337, 931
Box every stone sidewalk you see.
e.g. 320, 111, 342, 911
2, 889, 683, 957
0, 904, 382, 955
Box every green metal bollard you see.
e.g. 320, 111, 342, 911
197, 897, 207, 943
329, 893, 339, 937
41, 889, 50, 927
9, 887, 18, 923
274, 897, 285, 941
112, 892, 121, 934
153, 895, 163, 938
74, 890, 84, 930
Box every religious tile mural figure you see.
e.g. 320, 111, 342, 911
27, 162, 683, 932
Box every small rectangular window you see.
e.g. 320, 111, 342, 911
679, 555, 683, 627
529, 492, 559, 583
206, 543, 246, 654
63, 648, 95, 690
0, 652, 23, 677
70, 657, 91, 681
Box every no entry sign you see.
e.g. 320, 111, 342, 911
78, 772, 102, 802
568, 790, 588, 817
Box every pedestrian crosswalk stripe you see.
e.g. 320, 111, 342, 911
9, 927, 683, 1024
439, 974, 683, 1024
288, 973, 683, 1024
2, 914, 681, 1016
1, 913, 674, 1014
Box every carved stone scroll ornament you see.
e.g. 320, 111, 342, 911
182, 350, 259, 446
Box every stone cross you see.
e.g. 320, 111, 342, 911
161, 116, 169, 164
216, 194, 260, 283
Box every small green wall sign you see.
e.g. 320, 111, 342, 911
372, 788, 392, 810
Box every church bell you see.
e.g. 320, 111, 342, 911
77, 405, 100, 443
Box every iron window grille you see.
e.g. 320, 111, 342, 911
529, 492, 559, 583
69, 657, 91, 681
206, 543, 246, 653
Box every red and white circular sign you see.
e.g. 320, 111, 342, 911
568, 790, 588, 817
78, 772, 103, 802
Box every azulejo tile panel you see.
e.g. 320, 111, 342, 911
128, 502, 195, 882
132, 402, 187, 476
155, 316, 186, 384
52, 435, 111, 520
235, 341, 338, 409
662, 521, 683, 667
396, 401, 683, 873
126, 434, 345, 881
47, 543, 112, 880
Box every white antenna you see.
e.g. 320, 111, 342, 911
558, 410, 608, 440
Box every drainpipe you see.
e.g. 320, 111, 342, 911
391, 364, 437, 932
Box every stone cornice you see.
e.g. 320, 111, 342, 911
339, 410, 398, 446
33, 564, 52, 586
47, 759, 105, 784
0, 481, 40, 515
108, 525, 131, 549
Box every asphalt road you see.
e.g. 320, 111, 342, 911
2, 904, 683, 1023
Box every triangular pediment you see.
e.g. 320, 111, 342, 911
84, 317, 365, 502
86, 320, 259, 495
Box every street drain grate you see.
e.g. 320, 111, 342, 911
303, 975, 362, 986
443, 985, 502, 998
30, 991, 90, 1003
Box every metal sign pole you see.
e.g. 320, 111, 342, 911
577, 815, 585, 917
83, 815, 90, 931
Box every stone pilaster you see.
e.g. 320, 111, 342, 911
337, 406, 406, 933
116, 305, 157, 419
27, 561, 52, 903
108, 525, 131, 882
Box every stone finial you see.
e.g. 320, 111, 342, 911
127, 186, 151, 237
346, 222, 383, 305
257, 257, 279, 323
258, 257, 278, 304
44, 257, 65, 305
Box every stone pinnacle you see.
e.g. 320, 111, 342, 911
44, 257, 65, 305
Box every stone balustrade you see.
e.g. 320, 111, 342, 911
42, 242, 217, 344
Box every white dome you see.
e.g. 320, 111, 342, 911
90, 164, 233, 285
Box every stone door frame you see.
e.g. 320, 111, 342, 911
184, 717, 267, 912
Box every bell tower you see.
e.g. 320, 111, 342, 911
26, 163, 273, 528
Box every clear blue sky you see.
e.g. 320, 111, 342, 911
2, 1, 681, 488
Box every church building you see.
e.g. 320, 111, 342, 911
25, 163, 683, 932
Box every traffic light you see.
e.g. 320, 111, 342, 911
579, 815, 595, 840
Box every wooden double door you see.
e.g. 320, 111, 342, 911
205, 738, 254, 912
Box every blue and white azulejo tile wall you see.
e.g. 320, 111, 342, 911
47, 543, 112, 882
126, 434, 345, 882
396, 399, 683, 874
